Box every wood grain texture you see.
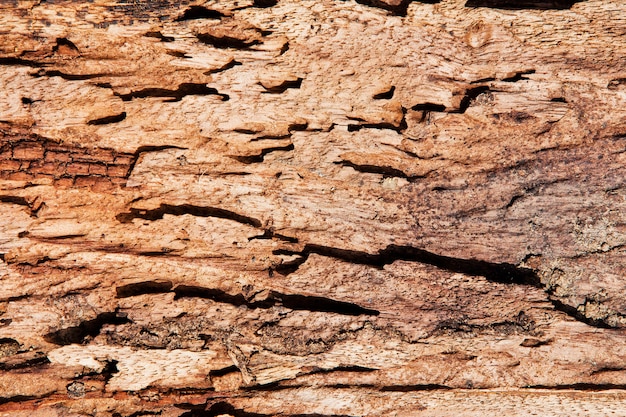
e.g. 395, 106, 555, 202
1, 0, 626, 415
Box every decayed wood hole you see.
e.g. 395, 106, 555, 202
1, 0, 626, 415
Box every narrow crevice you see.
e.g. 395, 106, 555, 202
0, 395, 40, 405
116, 83, 229, 102
455, 86, 491, 113
0, 57, 43, 67
231, 144, 294, 164
354, 0, 441, 16
502, 70, 535, 82
525, 383, 626, 391
173, 286, 379, 316
373, 86, 395, 100
176, 6, 225, 21
411, 102, 446, 112
273, 243, 540, 287
116, 203, 262, 228
520, 337, 552, 347
336, 160, 418, 181
31, 69, 107, 81
0, 195, 43, 217
260, 78, 303, 94
166, 50, 191, 58
196, 33, 260, 49
547, 298, 615, 329
174, 285, 251, 306
380, 384, 451, 391
0, 355, 50, 371
144, 31, 174, 42
274, 243, 626, 329
87, 112, 127, 126
591, 366, 626, 375
184, 401, 354, 417
278, 293, 380, 316
248, 229, 298, 243
465, 0, 582, 9
44, 312, 131, 345
0, 195, 30, 207
253, 0, 279, 7
126, 145, 187, 179
305, 365, 378, 376
52, 37, 79, 54
204, 59, 242, 75
116, 280, 173, 298
181, 402, 271, 417
209, 365, 239, 377
347, 119, 407, 133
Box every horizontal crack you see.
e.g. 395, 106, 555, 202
336, 160, 420, 181
174, 286, 379, 316
87, 112, 126, 126
380, 384, 451, 392
274, 243, 620, 329
116, 83, 229, 102
230, 143, 294, 164
44, 312, 131, 345
274, 243, 540, 286
525, 383, 626, 391
116, 203, 262, 228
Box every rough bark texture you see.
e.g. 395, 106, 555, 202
1, 0, 626, 415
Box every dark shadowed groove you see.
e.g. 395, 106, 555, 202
279, 243, 540, 285
44, 312, 131, 345
87, 112, 126, 125
412, 102, 446, 112
173, 286, 379, 316
204, 59, 242, 75
116, 203, 262, 228
380, 384, 451, 391
465, 0, 582, 9
248, 229, 299, 243
548, 298, 614, 329
116, 280, 173, 298
455, 86, 491, 113
260, 78, 303, 93
502, 70, 535, 82
373, 86, 395, 100
354, 0, 441, 16
254, 0, 279, 7
231, 144, 294, 163
336, 160, 418, 181
144, 31, 175, 42
183, 401, 355, 417
125, 145, 187, 179
196, 33, 260, 49
32, 70, 108, 81
116, 83, 229, 102
278, 293, 380, 316
176, 5, 224, 21
53, 37, 79, 53
174, 285, 251, 306
0, 395, 40, 406
0, 195, 30, 206
273, 243, 621, 328
0, 57, 43, 67
0, 356, 50, 371
525, 383, 626, 391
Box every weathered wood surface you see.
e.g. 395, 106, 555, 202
1, 0, 626, 415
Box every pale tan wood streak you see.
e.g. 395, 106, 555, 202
1, 0, 626, 415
